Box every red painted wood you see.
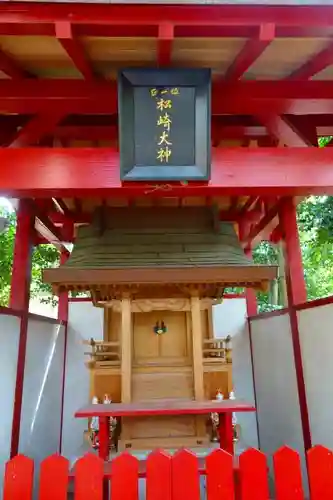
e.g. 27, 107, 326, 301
1, 80, 333, 115
206, 449, 234, 500
75, 399, 255, 418
289, 40, 333, 80
172, 450, 200, 500
242, 200, 282, 245
273, 447, 304, 500
0, 306, 22, 317
2, 148, 333, 197
257, 115, 312, 147
279, 197, 311, 452
307, 445, 333, 500
8, 111, 65, 147
225, 24, 274, 81
10, 200, 34, 458
279, 198, 307, 306
39, 455, 69, 500
10, 200, 34, 311
219, 413, 234, 455
111, 453, 139, 500
247, 320, 260, 448
295, 295, 333, 311
239, 449, 269, 500
0, 48, 30, 79
1, 3, 333, 29
157, 23, 174, 67
146, 450, 172, 500
98, 417, 110, 461
56, 22, 95, 81
244, 249, 257, 316
58, 232, 71, 454
3, 455, 34, 500
75, 454, 104, 500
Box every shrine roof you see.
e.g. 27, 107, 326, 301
43, 207, 277, 297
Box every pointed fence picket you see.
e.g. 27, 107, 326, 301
2, 446, 333, 500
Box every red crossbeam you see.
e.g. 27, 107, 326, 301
288, 40, 333, 80
0, 48, 31, 79
0, 148, 333, 197
56, 21, 95, 81
157, 23, 174, 67
0, 80, 333, 115
224, 24, 275, 80
0, 3, 333, 28
256, 114, 314, 147
8, 112, 66, 147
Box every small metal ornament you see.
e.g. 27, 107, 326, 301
154, 320, 167, 335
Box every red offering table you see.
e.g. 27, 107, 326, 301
75, 399, 256, 460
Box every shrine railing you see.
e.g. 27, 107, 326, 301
4, 446, 327, 499
203, 337, 232, 364
84, 339, 120, 368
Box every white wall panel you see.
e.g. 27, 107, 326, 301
251, 313, 305, 478
0, 313, 20, 496
19, 319, 65, 465
298, 302, 333, 448
61, 301, 103, 463
212, 298, 247, 338
213, 298, 258, 450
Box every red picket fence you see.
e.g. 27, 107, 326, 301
3, 446, 333, 500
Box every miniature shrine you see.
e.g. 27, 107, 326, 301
2, 1, 333, 497
44, 205, 275, 453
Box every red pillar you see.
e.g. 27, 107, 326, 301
10, 200, 34, 311
58, 221, 73, 453
244, 248, 258, 316
279, 197, 311, 451
58, 251, 70, 321
279, 197, 307, 306
10, 199, 35, 457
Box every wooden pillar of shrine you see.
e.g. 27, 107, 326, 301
190, 293, 204, 401
10, 199, 35, 457
279, 197, 311, 451
121, 294, 132, 403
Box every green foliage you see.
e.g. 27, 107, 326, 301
0, 207, 59, 307
253, 195, 333, 311
298, 196, 333, 301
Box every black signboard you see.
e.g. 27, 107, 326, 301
118, 68, 211, 182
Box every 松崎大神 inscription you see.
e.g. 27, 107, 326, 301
134, 86, 195, 167
118, 68, 211, 181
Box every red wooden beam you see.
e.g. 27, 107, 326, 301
8, 112, 66, 147
31, 201, 67, 249
56, 21, 95, 81
0, 79, 332, 115
241, 200, 283, 245
239, 196, 259, 215
0, 48, 31, 79
10, 200, 34, 457
0, 148, 333, 197
224, 23, 274, 80
157, 23, 174, 67
256, 114, 315, 147
288, 40, 333, 80
52, 198, 72, 217
1, 3, 333, 28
